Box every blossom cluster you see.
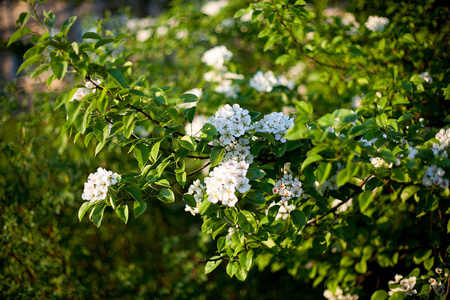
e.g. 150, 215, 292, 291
323, 287, 359, 300
206, 104, 252, 145
204, 70, 243, 99
423, 165, 448, 189
370, 157, 392, 169
365, 16, 389, 32
184, 179, 204, 216
419, 72, 433, 83
429, 278, 446, 296
201, 45, 233, 69
223, 138, 254, 164
201, 0, 228, 16
70, 79, 101, 102
204, 160, 251, 207
432, 127, 450, 156
254, 112, 294, 143
81, 167, 120, 202
272, 174, 303, 201
249, 70, 295, 92
388, 275, 417, 296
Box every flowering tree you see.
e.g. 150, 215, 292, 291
9, 0, 450, 298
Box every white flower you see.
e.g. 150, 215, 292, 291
254, 112, 294, 143
201, 46, 232, 69
408, 147, 418, 160
419, 72, 433, 83
70, 79, 101, 102
250, 70, 277, 92
201, 0, 228, 16
81, 168, 120, 202
365, 16, 389, 32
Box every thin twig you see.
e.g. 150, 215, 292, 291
188, 162, 211, 177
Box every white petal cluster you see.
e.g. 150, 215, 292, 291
419, 72, 433, 83
184, 179, 205, 216
254, 112, 294, 143
201, 46, 232, 69
206, 104, 252, 145
429, 278, 446, 296
388, 275, 417, 296
365, 16, 389, 32
81, 167, 120, 202
272, 174, 303, 201
224, 138, 254, 164
408, 147, 418, 160
331, 198, 353, 214
70, 79, 101, 102
323, 287, 359, 300
249, 71, 295, 92
423, 165, 448, 189
370, 157, 392, 168
204, 160, 250, 207
201, 0, 228, 16
250, 71, 277, 92
433, 128, 450, 156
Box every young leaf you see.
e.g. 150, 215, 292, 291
116, 204, 129, 224
205, 257, 222, 274
90, 204, 106, 227
157, 189, 175, 203
78, 201, 96, 222
7, 27, 31, 46
210, 146, 225, 167
133, 201, 147, 219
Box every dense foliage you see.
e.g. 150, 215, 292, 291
3, 0, 450, 298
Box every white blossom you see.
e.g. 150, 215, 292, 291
419, 72, 433, 83
201, 46, 232, 69
365, 16, 389, 32
81, 167, 120, 202
201, 0, 228, 16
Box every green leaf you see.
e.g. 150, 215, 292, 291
234, 265, 248, 281
90, 204, 106, 227
317, 162, 332, 185
358, 190, 374, 212
82, 32, 102, 39
178, 93, 198, 104
186, 106, 196, 123
50, 60, 68, 80
96, 87, 108, 114
17, 55, 39, 74
7, 27, 31, 46
239, 250, 254, 271
133, 201, 147, 219
176, 171, 186, 188
95, 38, 115, 49
150, 141, 161, 163
301, 154, 322, 171
67, 100, 83, 122
179, 135, 196, 151
84, 132, 95, 147
210, 146, 225, 167
371, 290, 388, 300
16, 12, 31, 27
226, 261, 238, 278
290, 210, 306, 230
401, 186, 420, 202
246, 168, 265, 181
78, 201, 96, 222
205, 257, 222, 274
134, 144, 149, 169
126, 185, 142, 201
107, 69, 127, 88
244, 191, 265, 205
60, 16, 77, 37
116, 204, 129, 224
183, 194, 197, 207
201, 123, 218, 136
157, 188, 175, 203
238, 211, 257, 233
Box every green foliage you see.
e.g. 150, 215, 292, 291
4, 0, 450, 299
